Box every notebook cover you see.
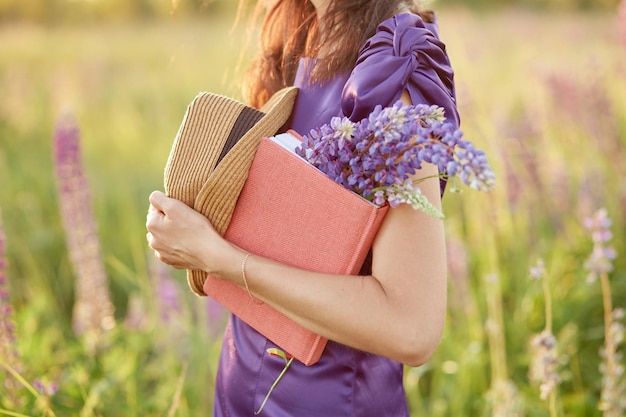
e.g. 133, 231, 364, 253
203, 134, 388, 366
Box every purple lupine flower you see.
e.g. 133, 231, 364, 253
0, 208, 23, 404
124, 295, 148, 331
33, 379, 59, 397
599, 308, 625, 417
487, 379, 523, 417
147, 256, 189, 357
542, 71, 618, 169
0, 210, 16, 355
527, 258, 561, 402
0, 213, 14, 349
149, 255, 183, 325
529, 258, 546, 281
207, 297, 227, 338
296, 101, 495, 217
53, 113, 115, 341
583, 208, 616, 284
583, 208, 624, 417
156, 273, 183, 324
529, 330, 561, 401
151, 256, 226, 338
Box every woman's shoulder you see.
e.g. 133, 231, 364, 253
365, 11, 442, 47
355, 12, 450, 74
341, 12, 458, 124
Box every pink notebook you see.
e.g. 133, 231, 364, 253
203, 132, 388, 365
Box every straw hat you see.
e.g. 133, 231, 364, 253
164, 86, 298, 295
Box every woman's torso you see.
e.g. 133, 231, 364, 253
212, 12, 458, 417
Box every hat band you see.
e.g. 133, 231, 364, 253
216, 107, 265, 166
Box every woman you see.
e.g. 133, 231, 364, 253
147, 0, 459, 415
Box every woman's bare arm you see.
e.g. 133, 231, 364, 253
147, 162, 446, 366
146, 93, 447, 366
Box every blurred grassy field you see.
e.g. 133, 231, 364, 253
0, 6, 625, 416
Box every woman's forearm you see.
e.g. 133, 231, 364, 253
210, 198, 447, 366
148, 166, 448, 366
249, 260, 442, 365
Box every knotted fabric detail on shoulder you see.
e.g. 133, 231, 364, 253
341, 13, 459, 127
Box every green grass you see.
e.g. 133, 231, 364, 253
1, 6, 625, 416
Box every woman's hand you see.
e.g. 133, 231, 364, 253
145, 191, 239, 276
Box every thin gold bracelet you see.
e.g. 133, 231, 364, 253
242, 253, 263, 305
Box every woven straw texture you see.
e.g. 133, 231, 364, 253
164, 87, 298, 294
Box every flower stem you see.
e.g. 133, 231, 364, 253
411, 173, 446, 184
0, 360, 42, 399
0, 360, 57, 417
549, 392, 558, 417
542, 271, 553, 335
542, 268, 557, 417
599, 270, 617, 397
255, 356, 294, 415
0, 409, 32, 417
366, 174, 445, 200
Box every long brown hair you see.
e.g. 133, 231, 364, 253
244, 0, 433, 108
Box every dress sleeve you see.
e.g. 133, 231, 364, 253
341, 13, 459, 127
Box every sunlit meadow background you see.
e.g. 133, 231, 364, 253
1, 0, 625, 415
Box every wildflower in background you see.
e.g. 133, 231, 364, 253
156, 269, 183, 324
486, 379, 523, 417
207, 297, 227, 338
529, 331, 561, 401
1, 211, 60, 412
0, 209, 24, 407
584, 208, 624, 417
599, 308, 625, 417
0, 209, 17, 361
33, 379, 59, 397
529, 258, 546, 281
149, 256, 190, 356
542, 71, 619, 175
125, 255, 183, 331
483, 274, 523, 417
150, 255, 183, 325
53, 113, 115, 345
584, 208, 616, 284
528, 258, 561, 416
123, 295, 148, 331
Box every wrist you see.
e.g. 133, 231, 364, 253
241, 253, 263, 305
205, 240, 245, 283
207, 244, 263, 304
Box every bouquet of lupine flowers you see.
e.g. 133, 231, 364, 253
295, 101, 496, 218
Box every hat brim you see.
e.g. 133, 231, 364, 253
164, 86, 298, 295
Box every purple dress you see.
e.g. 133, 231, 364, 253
213, 13, 458, 417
